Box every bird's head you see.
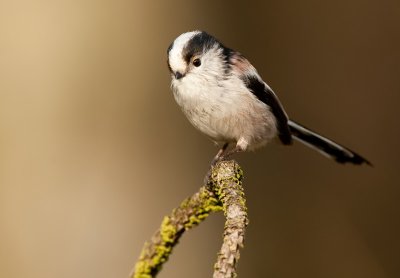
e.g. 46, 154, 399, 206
167, 31, 232, 83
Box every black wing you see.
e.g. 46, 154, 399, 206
243, 76, 292, 145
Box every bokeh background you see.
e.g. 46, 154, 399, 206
1, 1, 399, 277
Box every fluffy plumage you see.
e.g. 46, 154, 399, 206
167, 31, 371, 165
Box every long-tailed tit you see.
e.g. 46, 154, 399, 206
167, 31, 371, 166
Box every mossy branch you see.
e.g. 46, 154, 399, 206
130, 160, 248, 278
211, 161, 248, 278
131, 186, 222, 278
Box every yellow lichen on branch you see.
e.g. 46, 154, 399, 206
211, 161, 248, 278
130, 160, 247, 278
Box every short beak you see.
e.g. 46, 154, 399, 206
174, 71, 185, 80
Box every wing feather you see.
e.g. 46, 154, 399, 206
230, 53, 292, 145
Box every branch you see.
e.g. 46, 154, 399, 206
211, 161, 248, 278
131, 186, 222, 278
130, 160, 248, 278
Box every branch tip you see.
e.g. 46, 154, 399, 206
131, 160, 248, 278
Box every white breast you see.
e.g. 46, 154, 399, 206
172, 73, 278, 150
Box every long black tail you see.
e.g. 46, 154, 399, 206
288, 120, 371, 166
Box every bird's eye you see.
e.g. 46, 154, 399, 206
192, 58, 201, 67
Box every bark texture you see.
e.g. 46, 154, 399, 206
131, 160, 248, 278
211, 161, 248, 278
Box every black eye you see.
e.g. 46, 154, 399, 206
192, 58, 201, 67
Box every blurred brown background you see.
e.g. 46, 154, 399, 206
0, 0, 399, 277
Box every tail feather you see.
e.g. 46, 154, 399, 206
288, 120, 372, 166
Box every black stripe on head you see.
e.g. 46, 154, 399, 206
221, 46, 233, 74
182, 32, 218, 63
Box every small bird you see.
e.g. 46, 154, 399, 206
167, 31, 371, 166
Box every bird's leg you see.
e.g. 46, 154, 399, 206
220, 145, 243, 160
219, 138, 248, 160
211, 143, 229, 166
205, 140, 247, 184
205, 143, 229, 185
